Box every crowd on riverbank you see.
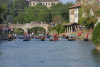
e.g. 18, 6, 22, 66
0, 24, 14, 34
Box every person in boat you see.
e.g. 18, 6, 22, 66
8, 34, 12, 39
70, 34, 73, 39
46, 33, 50, 38
25, 34, 27, 39
53, 34, 58, 40
41, 34, 45, 40
28, 33, 30, 38
39, 34, 41, 38
32, 32, 34, 38
85, 33, 88, 39
74, 34, 76, 38
66, 32, 69, 39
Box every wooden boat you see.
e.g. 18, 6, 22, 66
50, 39, 60, 41
41, 39, 45, 41
8, 38, 11, 41
84, 39, 89, 41
68, 38, 76, 41
23, 38, 31, 41
35, 37, 41, 39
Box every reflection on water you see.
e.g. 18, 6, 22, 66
0, 38, 100, 67
92, 49, 100, 66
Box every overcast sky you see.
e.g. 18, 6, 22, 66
60, 0, 75, 3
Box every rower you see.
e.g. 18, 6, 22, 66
86, 33, 88, 39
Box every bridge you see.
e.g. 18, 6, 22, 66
9, 23, 49, 34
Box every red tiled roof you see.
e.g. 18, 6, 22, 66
68, 1, 86, 9
28, 0, 59, 1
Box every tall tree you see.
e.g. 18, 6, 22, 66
78, 0, 98, 29
12, 0, 28, 17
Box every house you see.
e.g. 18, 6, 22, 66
64, 0, 100, 34
28, 0, 59, 8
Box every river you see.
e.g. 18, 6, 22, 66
0, 37, 100, 67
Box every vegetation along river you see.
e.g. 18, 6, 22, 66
0, 37, 100, 67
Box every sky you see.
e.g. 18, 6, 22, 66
60, 0, 75, 4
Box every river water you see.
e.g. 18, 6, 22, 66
0, 37, 100, 67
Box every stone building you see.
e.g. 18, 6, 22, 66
28, 0, 59, 8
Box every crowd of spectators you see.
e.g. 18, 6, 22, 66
0, 24, 14, 34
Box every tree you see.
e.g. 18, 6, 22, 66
12, 0, 28, 17
0, 4, 7, 24
6, 15, 13, 24
15, 4, 50, 23
78, 0, 98, 29
52, 15, 65, 24
52, 24, 61, 36
91, 23, 100, 50
50, 2, 74, 22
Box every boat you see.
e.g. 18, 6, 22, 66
8, 38, 11, 41
35, 37, 41, 39
84, 39, 89, 41
41, 39, 45, 41
68, 38, 76, 41
23, 38, 31, 41
66, 36, 69, 39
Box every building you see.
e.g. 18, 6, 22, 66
28, 0, 59, 8
64, 0, 100, 34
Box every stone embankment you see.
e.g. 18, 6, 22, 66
0, 34, 8, 40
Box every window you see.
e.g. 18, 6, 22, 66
46, 3, 47, 5
75, 14, 77, 18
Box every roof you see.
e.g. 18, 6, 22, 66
68, 1, 86, 9
64, 23, 79, 26
28, 0, 59, 1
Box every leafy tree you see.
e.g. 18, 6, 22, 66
0, 4, 7, 24
12, 0, 28, 17
16, 4, 50, 23
6, 15, 13, 24
52, 24, 61, 36
91, 23, 100, 50
50, 2, 74, 23
78, 0, 98, 29
52, 15, 65, 24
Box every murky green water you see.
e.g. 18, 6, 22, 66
0, 37, 100, 67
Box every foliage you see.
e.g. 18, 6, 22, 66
6, 15, 13, 23
78, 0, 98, 29
52, 15, 65, 24
78, 16, 97, 29
91, 23, 100, 46
12, 0, 28, 17
0, 4, 7, 24
16, 4, 50, 23
50, 2, 74, 23
52, 24, 61, 36
48, 26, 52, 31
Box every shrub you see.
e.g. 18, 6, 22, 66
91, 22, 100, 46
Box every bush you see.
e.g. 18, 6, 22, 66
91, 22, 100, 46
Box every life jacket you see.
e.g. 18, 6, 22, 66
86, 34, 88, 37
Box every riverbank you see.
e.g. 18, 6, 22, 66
49, 29, 92, 40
